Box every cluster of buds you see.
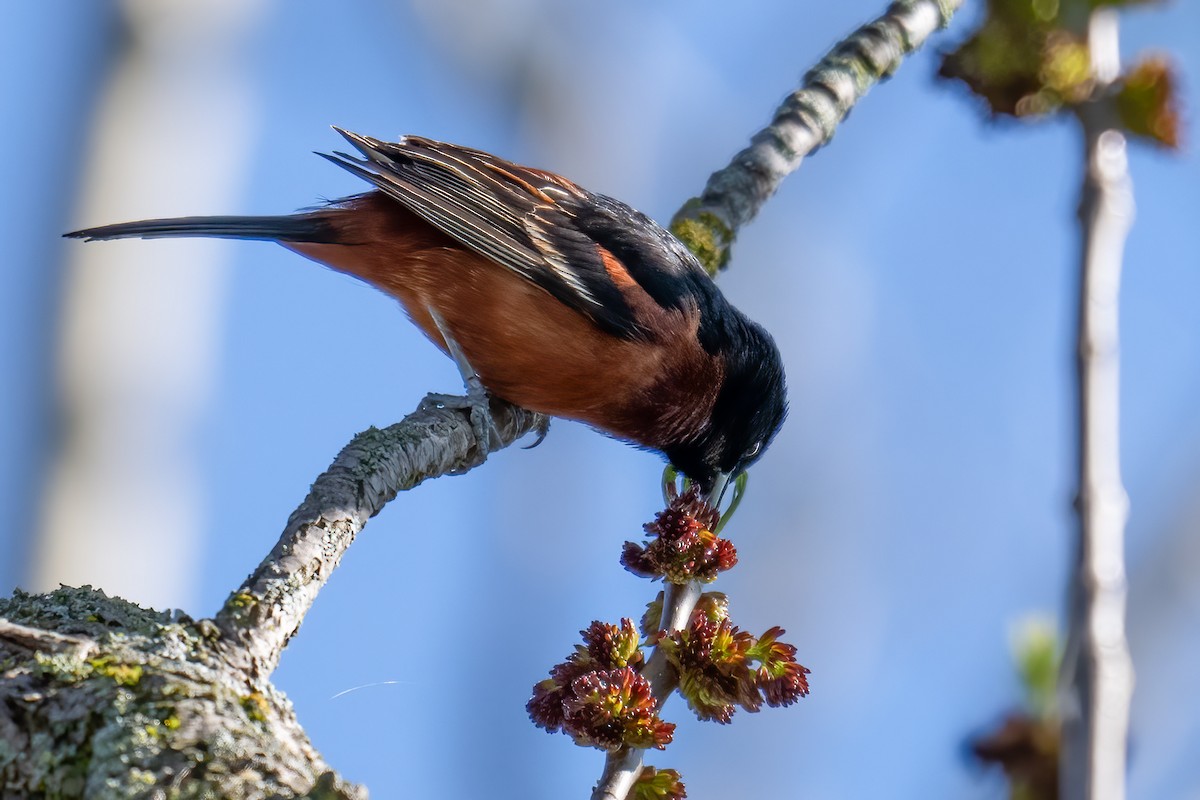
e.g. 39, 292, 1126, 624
621, 486, 737, 584
527, 619, 674, 751
530, 475, 808, 797
650, 593, 809, 724
631, 766, 687, 800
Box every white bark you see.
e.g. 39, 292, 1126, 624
1060, 9, 1136, 800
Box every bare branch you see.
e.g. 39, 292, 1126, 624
213, 400, 546, 678
671, 0, 964, 275
1060, 9, 1136, 800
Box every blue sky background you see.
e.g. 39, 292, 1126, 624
3, 1, 1199, 797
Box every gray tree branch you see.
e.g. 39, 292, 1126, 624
213, 399, 546, 679
670, 0, 963, 276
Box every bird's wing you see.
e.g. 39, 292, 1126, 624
321, 129, 711, 340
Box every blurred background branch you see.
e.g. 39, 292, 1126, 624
939, 0, 1185, 796
1061, 8, 1135, 800
33, 0, 269, 610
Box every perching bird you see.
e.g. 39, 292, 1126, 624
66, 128, 786, 499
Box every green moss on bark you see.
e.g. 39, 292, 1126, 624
1, 587, 364, 799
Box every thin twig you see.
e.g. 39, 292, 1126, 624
1060, 9, 1136, 800
212, 400, 546, 677
671, 0, 964, 276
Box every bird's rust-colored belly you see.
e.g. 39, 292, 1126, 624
287, 234, 718, 448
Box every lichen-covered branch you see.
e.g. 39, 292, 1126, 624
0, 587, 365, 799
214, 399, 546, 678
1059, 9, 1136, 800
670, 0, 963, 276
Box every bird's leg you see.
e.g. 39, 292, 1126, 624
421, 309, 505, 458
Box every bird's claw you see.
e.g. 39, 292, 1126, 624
422, 380, 504, 463
522, 415, 551, 449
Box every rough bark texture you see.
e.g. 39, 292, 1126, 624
0, 587, 363, 800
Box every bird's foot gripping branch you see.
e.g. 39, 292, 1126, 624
528, 483, 810, 799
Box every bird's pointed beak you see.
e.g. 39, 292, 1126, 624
705, 471, 733, 509
706, 470, 749, 535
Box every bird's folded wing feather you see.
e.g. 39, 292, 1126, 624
321, 129, 658, 339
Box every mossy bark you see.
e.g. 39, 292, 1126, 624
0, 587, 364, 800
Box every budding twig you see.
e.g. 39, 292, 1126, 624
591, 580, 703, 800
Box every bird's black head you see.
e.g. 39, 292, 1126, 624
664, 313, 787, 495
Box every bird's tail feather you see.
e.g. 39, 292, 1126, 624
64, 214, 339, 244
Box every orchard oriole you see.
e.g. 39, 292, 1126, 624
67, 129, 787, 499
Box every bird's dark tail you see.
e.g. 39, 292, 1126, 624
64, 214, 340, 244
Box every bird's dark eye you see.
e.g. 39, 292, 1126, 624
745, 441, 762, 459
